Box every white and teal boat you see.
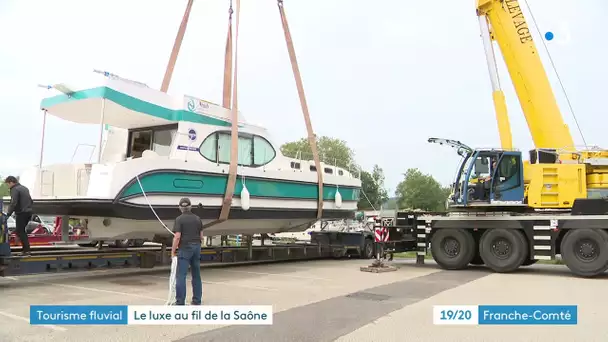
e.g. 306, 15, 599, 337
19, 75, 362, 243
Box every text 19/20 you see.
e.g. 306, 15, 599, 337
440, 309, 472, 320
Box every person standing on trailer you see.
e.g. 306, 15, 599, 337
171, 197, 204, 305
4, 176, 33, 256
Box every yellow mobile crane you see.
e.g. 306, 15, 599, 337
421, 0, 608, 277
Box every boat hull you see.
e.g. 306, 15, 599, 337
29, 197, 355, 241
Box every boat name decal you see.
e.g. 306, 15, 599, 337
177, 145, 200, 152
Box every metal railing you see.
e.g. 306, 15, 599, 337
70, 144, 97, 163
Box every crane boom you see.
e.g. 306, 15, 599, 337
476, 0, 575, 150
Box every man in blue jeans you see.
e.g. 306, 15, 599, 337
171, 197, 204, 305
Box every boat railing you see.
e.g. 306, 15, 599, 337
70, 144, 97, 163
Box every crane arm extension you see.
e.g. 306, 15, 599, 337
277, 0, 324, 219
161, 0, 194, 93
492, 90, 512, 150
222, 3, 234, 109
476, 0, 574, 150
218, 0, 241, 222
478, 15, 513, 150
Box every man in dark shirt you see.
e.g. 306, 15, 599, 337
4, 176, 33, 256
172, 197, 204, 305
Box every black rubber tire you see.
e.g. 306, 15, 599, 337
361, 239, 374, 259
560, 229, 608, 278
430, 229, 476, 270
479, 229, 527, 273
522, 259, 538, 266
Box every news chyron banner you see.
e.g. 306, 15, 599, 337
30, 305, 273, 325
433, 305, 577, 325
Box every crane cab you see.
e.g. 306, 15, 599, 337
429, 138, 525, 209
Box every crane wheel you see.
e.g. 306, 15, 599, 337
430, 229, 475, 270
560, 229, 608, 278
479, 229, 527, 273
360, 238, 374, 259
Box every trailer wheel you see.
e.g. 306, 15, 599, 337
560, 229, 608, 277
430, 229, 475, 270
479, 229, 527, 273
361, 239, 374, 259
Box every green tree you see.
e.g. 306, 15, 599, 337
357, 165, 389, 210
395, 168, 451, 212
280, 136, 355, 169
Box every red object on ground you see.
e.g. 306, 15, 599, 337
9, 216, 90, 247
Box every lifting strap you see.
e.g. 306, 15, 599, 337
277, 0, 324, 219
217, 0, 241, 222
160, 0, 194, 93
222, 1, 234, 108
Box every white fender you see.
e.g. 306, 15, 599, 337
241, 185, 250, 211
335, 189, 342, 208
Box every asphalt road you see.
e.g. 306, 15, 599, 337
0, 259, 606, 342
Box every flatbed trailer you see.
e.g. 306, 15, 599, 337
393, 209, 608, 278
0, 224, 415, 277
0, 242, 345, 277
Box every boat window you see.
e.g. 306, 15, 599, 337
217, 133, 232, 163
200, 131, 276, 167
290, 161, 301, 169
338, 170, 344, 176
238, 136, 253, 166
130, 130, 152, 158
127, 125, 178, 158
200, 133, 218, 162
253, 136, 276, 165
152, 128, 176, 156
310, 165, 316, 172
324, 167, 333, 174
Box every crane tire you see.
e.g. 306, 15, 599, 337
479, 229, 527, 273
560, 229, 608, 278
430, 228, 475, 270
360, 238, 374, 259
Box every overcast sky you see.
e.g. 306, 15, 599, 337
0, 0, 605, 195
